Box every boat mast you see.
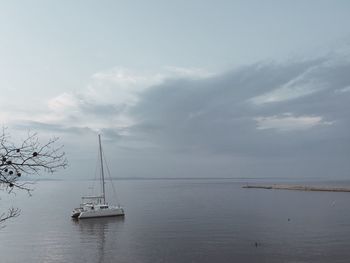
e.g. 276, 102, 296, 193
98, 134, 106, 204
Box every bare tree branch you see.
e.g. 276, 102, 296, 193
0, 129, 67, 224
0, 208, 20, 225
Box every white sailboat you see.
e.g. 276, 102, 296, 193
71, 135, 125, 219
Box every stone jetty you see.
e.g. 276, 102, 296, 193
242, 184, 350, 192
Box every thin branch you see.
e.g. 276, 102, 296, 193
0, 208, 20, 224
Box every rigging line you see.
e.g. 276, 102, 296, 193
101, 147, 120, 205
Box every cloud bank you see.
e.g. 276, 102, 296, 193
4, 56, 350, 178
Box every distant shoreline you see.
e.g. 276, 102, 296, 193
243, 184, 350, 192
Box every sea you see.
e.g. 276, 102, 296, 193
1, 178, 350, 263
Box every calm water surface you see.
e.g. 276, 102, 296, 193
1, 178, 350, 263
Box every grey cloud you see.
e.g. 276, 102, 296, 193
14, 56, 349, 163
11, 56, 350, 178
12, 121, 96, 135
129, 57, 350, 163
79, 101, 127, 117
13, 121, 127, 143
100, 127, 123, 141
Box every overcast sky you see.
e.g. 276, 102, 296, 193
1, 0, 350, 179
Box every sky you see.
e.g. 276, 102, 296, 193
1, 0, 350, 179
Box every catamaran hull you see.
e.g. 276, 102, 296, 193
78, 208, 125, 219
71, 211, 81, 218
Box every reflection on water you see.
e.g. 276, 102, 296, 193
72, 217, 125, 263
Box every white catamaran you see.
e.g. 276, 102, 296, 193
71, 135, 125, 219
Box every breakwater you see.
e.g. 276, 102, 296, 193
242, 184, 350, 192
